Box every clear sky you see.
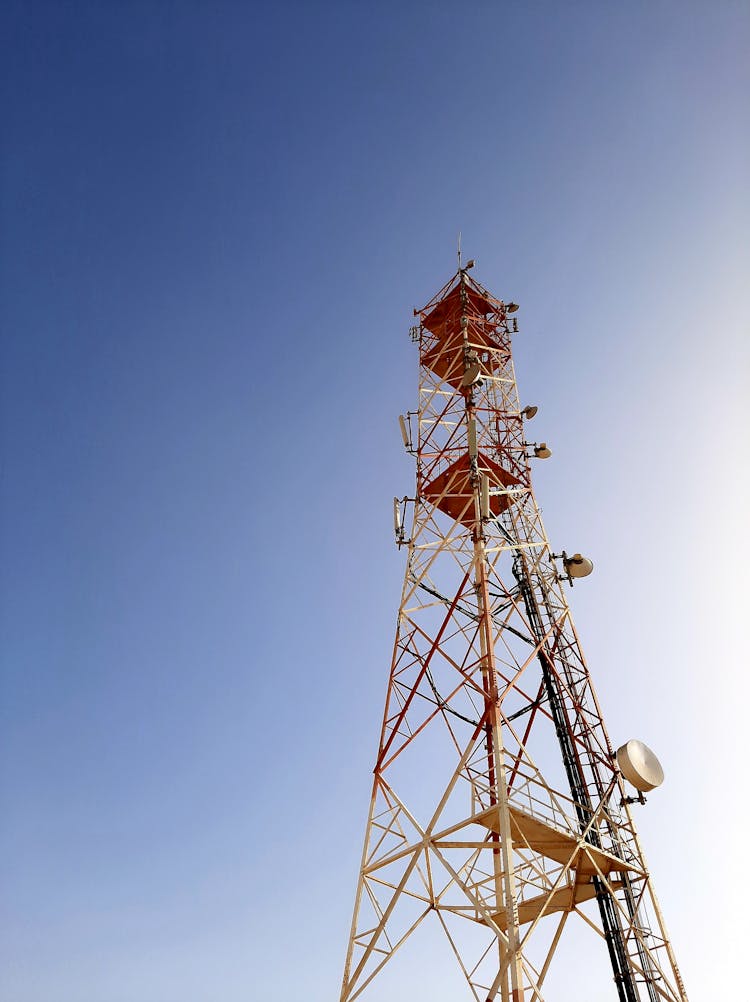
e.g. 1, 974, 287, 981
1, 3, 748, 1001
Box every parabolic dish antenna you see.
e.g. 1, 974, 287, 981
616, 739, 664, 792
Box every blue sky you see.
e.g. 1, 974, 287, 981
1, 3, 748, 1000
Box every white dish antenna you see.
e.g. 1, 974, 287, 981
616, 739, 664, 792
564, 553, 594, 579
461, 363, 483, 388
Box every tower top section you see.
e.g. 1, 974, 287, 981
413, 267, 520, 391
415, 268, 518, 339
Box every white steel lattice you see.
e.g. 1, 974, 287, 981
340, 269, 687, 1002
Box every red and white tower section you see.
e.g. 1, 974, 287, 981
339, 266, 688, 1002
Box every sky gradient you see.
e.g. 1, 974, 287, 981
1, 3, 748, 1000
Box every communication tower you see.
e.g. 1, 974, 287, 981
339, 265, 687, 1002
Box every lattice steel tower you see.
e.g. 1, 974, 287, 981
339, 265, 687, 1002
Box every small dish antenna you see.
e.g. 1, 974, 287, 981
616, 739, 664, 793
461, 363, 483, 388
563, 553, 594, 579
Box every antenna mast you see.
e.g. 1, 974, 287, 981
340, 265, 688, 1002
